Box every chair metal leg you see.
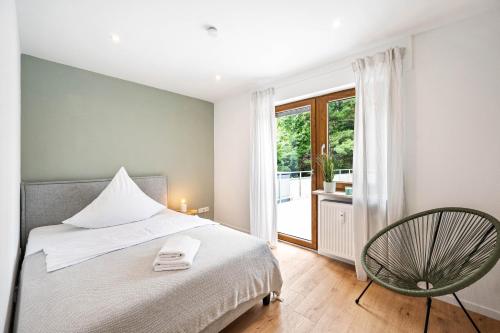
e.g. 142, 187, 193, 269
424, 297, 432, 333
355, 279, 374, 304
355, 266, 383, 305
453, 293, 480, 333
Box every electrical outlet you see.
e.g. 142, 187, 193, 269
197, 206, 210, 214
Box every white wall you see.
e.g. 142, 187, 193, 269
405, 9, 500, 319
214, 93, 252, 232
0, 0, 21, 331
214, 9, 500, 319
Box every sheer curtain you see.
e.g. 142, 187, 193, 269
352, 48, 406, 280
250, 88, 278, 247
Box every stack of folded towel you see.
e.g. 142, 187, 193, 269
153, 235, 201, 271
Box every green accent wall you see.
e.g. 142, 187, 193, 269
21, 55, 214, 216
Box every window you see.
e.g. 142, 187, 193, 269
276, 106, 312, 175
317, 88, 355, 192
328, 96, 355, 184
275, 88, 355, 250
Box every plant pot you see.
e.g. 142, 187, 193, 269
323, 181, 336, 193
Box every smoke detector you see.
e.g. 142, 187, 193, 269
206, 26, 218, 38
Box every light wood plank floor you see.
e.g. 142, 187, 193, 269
223, 241, 500, 333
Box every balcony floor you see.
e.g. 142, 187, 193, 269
277, 196, 311, 241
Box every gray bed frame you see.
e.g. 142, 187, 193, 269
18, 175, 268, 332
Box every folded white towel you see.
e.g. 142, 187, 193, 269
153, 236, 200, 271
157, 235, 198, 261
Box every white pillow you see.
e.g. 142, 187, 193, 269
63, 167, 165, 228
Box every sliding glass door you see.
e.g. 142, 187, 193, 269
275, 89, 355, 250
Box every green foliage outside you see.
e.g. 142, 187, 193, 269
328, 97, 355, 170
276, 97, 355, 173
277, 112, 311, 172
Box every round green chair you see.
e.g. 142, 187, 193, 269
355, 207, 500, 333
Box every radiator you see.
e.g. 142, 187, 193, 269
318, 200, 354, 262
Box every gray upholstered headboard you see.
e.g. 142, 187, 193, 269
20, 176, 167, 250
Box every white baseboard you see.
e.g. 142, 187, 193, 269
437, 294, 500, 321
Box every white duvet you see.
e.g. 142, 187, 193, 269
26, 209, 217, 272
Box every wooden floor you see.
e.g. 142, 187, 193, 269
223, 241, 500, 333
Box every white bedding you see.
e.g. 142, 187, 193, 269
17, 223, 283, 333
26, 209, 217, 272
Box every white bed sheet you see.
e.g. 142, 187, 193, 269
26, 209, 218, 272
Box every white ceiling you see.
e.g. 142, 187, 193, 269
17, 0, 499, 102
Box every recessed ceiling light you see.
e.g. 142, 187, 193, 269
332, 18, 342, 29
110, 33, 121, 43
215, 75, 222, 81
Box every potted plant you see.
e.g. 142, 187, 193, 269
316, 153, 335, 193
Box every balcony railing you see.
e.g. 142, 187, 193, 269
277, 171, 311, 203
334, 169, 353, 182
277, 169, 353, 203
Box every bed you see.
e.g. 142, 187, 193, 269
14, 176, 283, 333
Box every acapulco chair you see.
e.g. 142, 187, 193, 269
355, 207, 500, 333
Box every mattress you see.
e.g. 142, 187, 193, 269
14, 224, 283, 333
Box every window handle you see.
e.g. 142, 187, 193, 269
321, 144, 325, 155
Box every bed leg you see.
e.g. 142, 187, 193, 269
263, 294, 271, 306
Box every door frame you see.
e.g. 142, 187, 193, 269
275, 98, 318, 250
275, 88, 356, 250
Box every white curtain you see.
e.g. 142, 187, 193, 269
250, 88, 278, 247
352, 48, 406, 280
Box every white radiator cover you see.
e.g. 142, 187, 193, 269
318, 200, 354, 262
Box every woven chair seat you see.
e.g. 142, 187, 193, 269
361, 208, 500, 298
